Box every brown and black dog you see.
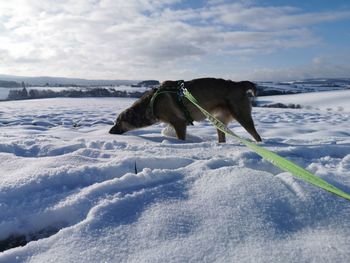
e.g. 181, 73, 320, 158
109, 78, 262, 143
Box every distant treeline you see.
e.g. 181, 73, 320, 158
6, 85, 296, 101
7, 87, 146, 101
0, 80, 21, 88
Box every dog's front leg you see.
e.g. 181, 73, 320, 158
217, 129, 226, 143
172, 120, 187, 141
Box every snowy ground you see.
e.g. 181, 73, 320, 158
0, 90, 350, 262
257, 89, 350, 111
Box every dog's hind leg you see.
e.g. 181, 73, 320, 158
213, 109, 231, 143
227, 101, 262, 142
217, 129, 226, 143
239, 115, 262, 142
171, 119, 187, 141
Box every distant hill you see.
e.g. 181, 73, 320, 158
292, 78, 350, 86
0, 74, 138, 86
132, 80, 160, 87
1, 75, 349, 95
255, 78, 350, 96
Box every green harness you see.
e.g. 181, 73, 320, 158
149, 80, 194, 125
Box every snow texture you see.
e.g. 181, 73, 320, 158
0, 90, 350, 262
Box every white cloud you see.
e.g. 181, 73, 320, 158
0, 1, 349, 80
204, 4, 350, 30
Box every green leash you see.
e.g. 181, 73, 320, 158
182, 87, 350, 202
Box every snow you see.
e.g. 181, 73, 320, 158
258, 89, 350, 111
0, 90, 350, 262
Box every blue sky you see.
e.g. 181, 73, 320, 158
0, 0, 349, 81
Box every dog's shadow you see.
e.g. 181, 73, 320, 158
136, 133, 204, 144
127, 126, 204, 144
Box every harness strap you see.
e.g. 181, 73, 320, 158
150, 80, 194, 125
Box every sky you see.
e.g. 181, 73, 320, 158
0, 0, 350, 81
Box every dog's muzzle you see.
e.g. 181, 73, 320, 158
109, 124, 124, 134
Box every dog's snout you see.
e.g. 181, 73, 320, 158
109, 124, 124, 134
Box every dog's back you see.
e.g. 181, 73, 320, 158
154, 78, 261, 142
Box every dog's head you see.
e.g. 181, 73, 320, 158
109, 89, 158, 135
109, 109, 137, 134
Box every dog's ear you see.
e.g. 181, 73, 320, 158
240, 81, 257, 96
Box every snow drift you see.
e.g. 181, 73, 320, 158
0, 90, 350, 262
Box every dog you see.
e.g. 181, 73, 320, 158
109, 78, 262, 143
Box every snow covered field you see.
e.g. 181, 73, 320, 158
258, 89, 350, 111
0, 90, 350, 262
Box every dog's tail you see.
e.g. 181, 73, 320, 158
240, 81, 258, 97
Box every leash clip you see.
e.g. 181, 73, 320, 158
179, 81, 186, 97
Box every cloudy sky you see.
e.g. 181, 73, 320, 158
1, 0, 350, 81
